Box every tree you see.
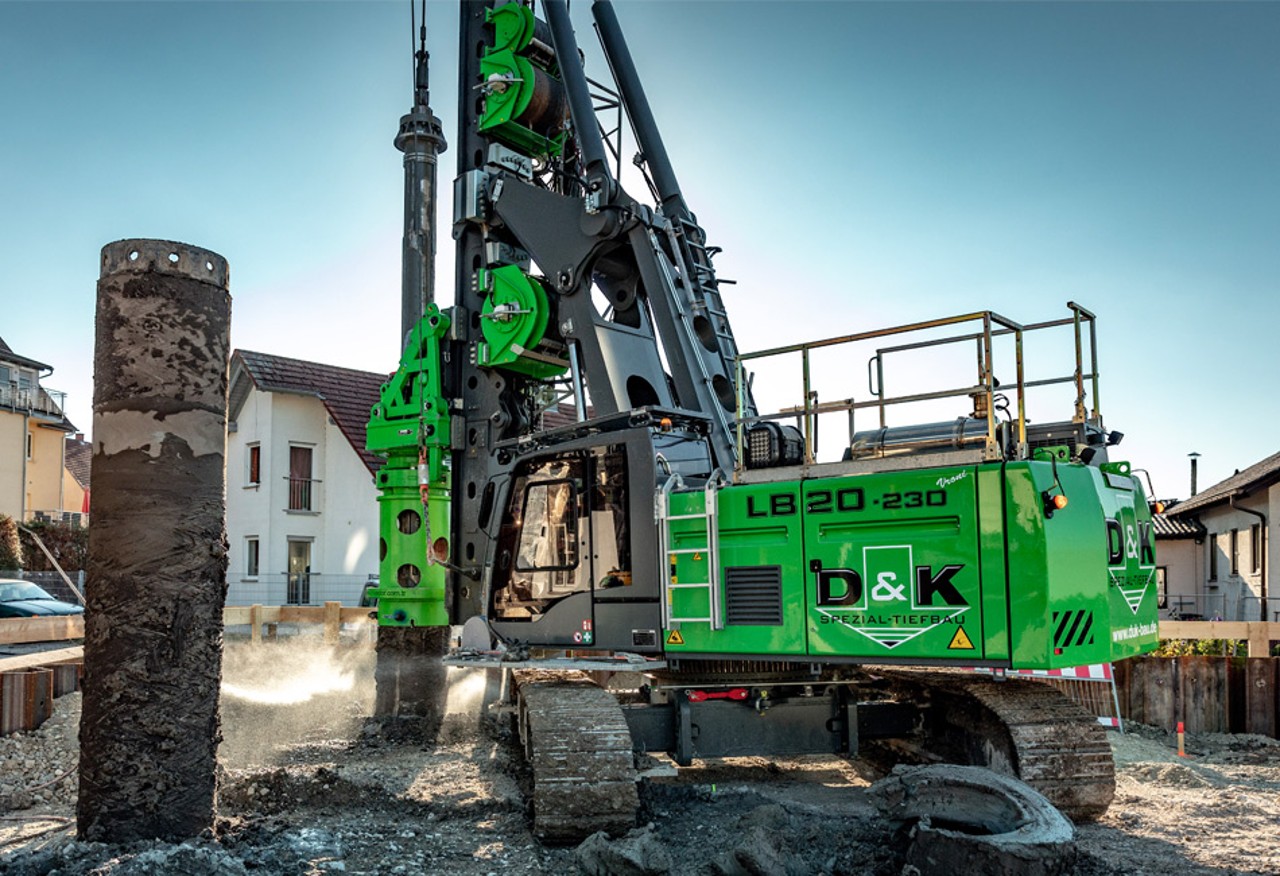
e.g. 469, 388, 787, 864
18, 521, 88, 572
0, 514, 22, 571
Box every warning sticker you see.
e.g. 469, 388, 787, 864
948, 626, 975, 650
666, 629, 685, 646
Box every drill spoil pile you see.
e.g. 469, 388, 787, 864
1, 644, 1279, 875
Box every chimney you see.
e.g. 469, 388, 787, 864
1188, 451, 1201, 497
75, 432, 85, 442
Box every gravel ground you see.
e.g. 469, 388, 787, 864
2, 639, 1279, 875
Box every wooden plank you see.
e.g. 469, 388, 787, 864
3, 606, 376, 648
1248, 623, 1271, 658
250, 604, 262, 644
1244, 658, 1277, 737
221, 605, 369, 626
0, 615, 85, 645
1141, 657, 1176, 729
1180, 656, 1228, 734
1160, 620, 1280, 645
0, 646, 83, 673
323, 601, 341, 645
277, 606, 325, 624
1228, 657, 1247, 733
1112, 659, 1131, 721
222, 606, 253, 625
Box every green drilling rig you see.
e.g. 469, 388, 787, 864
367, 0, 1159, 841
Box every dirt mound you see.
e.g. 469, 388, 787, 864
4, 645, 1280, 875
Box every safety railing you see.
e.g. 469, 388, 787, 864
0, 384, 67, 419
285, 477, 322, 512
734, 302, 1100, 469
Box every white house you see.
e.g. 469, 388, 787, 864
1157, 451, 1278, 621
1151, 512, 1204, 618
226, 350, 387, 606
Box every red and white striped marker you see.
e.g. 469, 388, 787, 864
1177, 721, 1187, 757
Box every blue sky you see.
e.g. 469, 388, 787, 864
1, 1, 1276, 499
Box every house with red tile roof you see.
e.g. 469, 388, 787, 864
226, 350, 387, 606
62, 432, 92, 518
0, 335, 79, 527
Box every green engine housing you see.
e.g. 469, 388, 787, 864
663, 460, 1158, 669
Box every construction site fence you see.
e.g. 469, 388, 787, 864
1164, 593, 1280, 624
4, 617, 1278, 739
0, 569, 84, 604
225, 573, 372, 608
1114, 656, 1280, 739
0, 603, 374, 648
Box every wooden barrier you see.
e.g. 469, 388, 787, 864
1160, 620, 1280, 658
0, 646, 83, 673
1114, 656, 1279, 738
224, 603, 371, 645
2, 603, 372, 649
0, 615, 85, 646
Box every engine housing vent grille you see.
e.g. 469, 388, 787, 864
725, 565, 783, 626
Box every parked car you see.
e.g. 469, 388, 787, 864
0, 579, 84, 617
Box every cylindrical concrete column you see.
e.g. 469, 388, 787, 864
78, 239, 231, 842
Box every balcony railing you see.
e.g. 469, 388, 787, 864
285, 477, 322, 512
1166, 593, 1280, 623
0, 384, 67, 419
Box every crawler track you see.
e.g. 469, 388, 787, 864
513, 670, 639, 843
871, 668, 1115, 822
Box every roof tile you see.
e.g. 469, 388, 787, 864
65, 436, 92, 489
1151, 513, 1202, 539
234, 350, 388, 475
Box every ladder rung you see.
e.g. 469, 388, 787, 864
668, 582, 711, 589
669, 616, 712, 623
667, 513, 711, 521
668, 548, 709, 555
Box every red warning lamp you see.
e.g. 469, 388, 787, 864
1052, 494, 1068, 511
1153, 501, 1166, 514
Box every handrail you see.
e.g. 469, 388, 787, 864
733, 303, 1099, 471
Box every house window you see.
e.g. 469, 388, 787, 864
1209, 534, 1218, 581
245, 537, 259, 579
247, 444, 261, 486
1252, 524, 1262, 574
287, 539, 312, 605
288, 445, 314, 511
1230, 529, 1239, 576
26, 432, 33, 460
